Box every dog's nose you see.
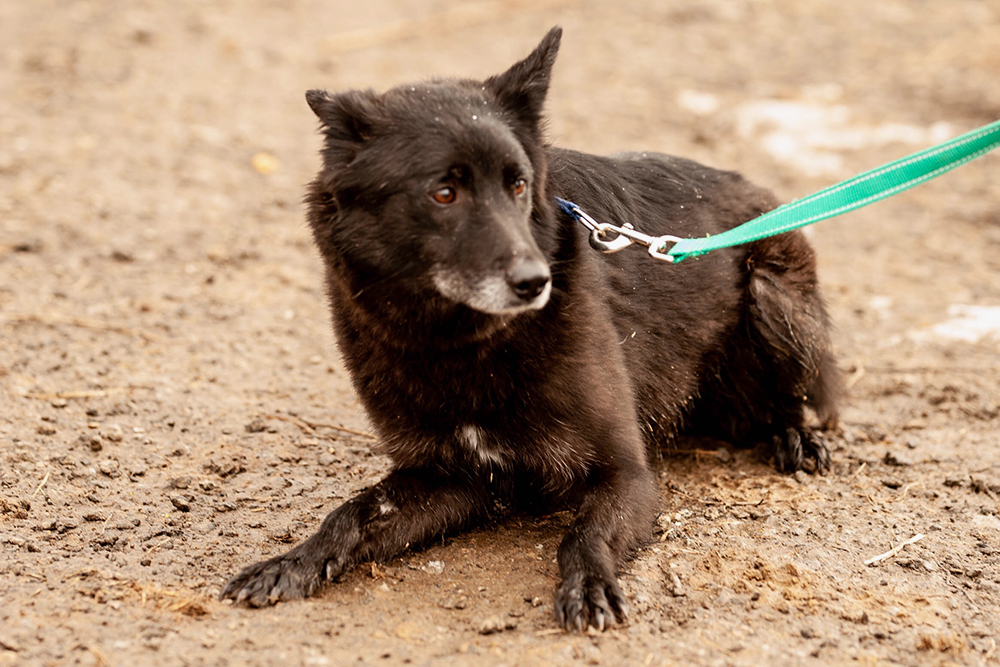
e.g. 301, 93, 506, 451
506, 256, 551, 301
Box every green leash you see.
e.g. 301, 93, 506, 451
556, 118, 1000, 263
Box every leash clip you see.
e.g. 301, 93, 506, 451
555, 196, 681, 263
590, 223, 681, 263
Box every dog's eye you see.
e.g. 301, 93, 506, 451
513, 178, 528, 196
431, 186, 457, 205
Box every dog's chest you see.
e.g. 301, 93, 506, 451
456, 424, 506, 467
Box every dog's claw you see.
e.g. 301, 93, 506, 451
220, 551, 326, 607
773, 427, 830, 474
555, 571, 627, 632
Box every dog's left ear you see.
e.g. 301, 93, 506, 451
486, 26, 562, 128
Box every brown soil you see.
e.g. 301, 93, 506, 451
2, 1, 1000, 666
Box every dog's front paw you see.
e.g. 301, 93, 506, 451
555, 570, 628, 632
221, 549, 329, 607
773, 427, 831, 474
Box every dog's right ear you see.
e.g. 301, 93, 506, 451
485, 26, 562, 130
306, 89, 377, 145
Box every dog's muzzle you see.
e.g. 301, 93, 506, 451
505, 256, 551, 302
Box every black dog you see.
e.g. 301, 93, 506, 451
221, 27, 841, 631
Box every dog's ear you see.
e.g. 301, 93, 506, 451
306, 89, 377, 145
485, 26, 562, 128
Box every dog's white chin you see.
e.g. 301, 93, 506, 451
432, 271, 550, 315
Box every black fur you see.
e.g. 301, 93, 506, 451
221, 27, 841, 631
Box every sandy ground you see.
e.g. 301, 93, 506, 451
2, 1, 1000, 665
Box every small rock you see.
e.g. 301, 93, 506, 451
881, 478, 903, 490
318, 453, 337, 466
884, 451, 912, 467
168, 476, 192, 490
0, 636, 23, 652
83, 512, 105, 522
530, 596, 543, 607
943, 477, 965, 488
439, 596, 468, 610
715, 447, 732, 464
36, 425, 57, 436
102, 426, 124, 443
793, 470, 809, 485
424, 560, 445, 574
55, 518, 78, 533
921, 560, 938, 572
78, 434, 102, 452
478, 616, 517, 635
98, 459, 120, 477
667, 571, 684, 597
245, 418, 267, 433
169, 494, 191, 512
50, 398, 68, 409
801, 627, 818, 639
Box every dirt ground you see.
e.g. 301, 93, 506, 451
3, 1, 1000, 665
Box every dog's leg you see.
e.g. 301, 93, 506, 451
221, 468, 497, 606
554, 461, 658, 631
745, 233, 842, 473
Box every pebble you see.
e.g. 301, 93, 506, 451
424, 560, 445, 574
168, 476, 192, 490
102, 426, 124, 443
884, 451, 912, 467
245, 419, 267, 433
477, 616, 517, 635
169, 494, 191, 512
439, 596, 468, 610
98, 459, 120, 477
55, 518, 78, 533
78, 434, 102, 452
668, 572, 684, 597
793, 470, 809, 485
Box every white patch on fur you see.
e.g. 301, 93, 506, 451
379, 501, 396, 515
457, 424, 505, 466
432, 270, 550, 315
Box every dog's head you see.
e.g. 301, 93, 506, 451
306, 28, 562, 318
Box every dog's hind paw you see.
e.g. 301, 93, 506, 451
220, 551, 327, 607
772, 427, 831, 474
554, 571, 629, 632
